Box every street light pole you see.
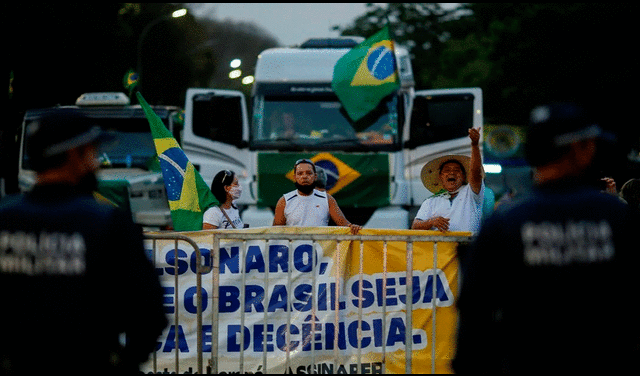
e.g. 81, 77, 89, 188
136, 8, 187, 95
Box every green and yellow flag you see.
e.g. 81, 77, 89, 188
123, 69, 139, 97
137, 92, 218, 231
331, 26, 400, 122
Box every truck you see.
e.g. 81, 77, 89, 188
18, 92, 183, 229
182, 37, 483, 229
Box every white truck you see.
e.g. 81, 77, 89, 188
182, 37, 483, 228
18, 92, 182, 229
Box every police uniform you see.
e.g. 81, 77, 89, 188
283, 189, 330, 226
452, 103, 640, 373
0, 185, 167, 373
453, 179, 639, 373
1, 108, 167, 374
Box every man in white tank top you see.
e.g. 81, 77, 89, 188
272, 159, 361, 234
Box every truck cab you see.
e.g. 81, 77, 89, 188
18, 92, 183, 229
183, 37, 483, 229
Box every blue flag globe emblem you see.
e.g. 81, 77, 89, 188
367, 46, 396, 81
127, 72, 138, 85
159, 147, 189, 201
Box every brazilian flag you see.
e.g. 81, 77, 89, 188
123, 70, 139, 97
137, 92, 218, 231
331, 26, 400, 122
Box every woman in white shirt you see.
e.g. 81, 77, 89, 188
202, 169, 245, 229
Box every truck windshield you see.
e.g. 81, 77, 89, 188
96, 119, 158, 168
251, 85, 401, 151
22, 114, 159, 170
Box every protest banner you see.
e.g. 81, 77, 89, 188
142, 227, 467, 374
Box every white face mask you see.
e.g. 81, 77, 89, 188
229, 185, 242, 200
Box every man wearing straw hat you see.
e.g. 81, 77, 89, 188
411, 128, 484, 233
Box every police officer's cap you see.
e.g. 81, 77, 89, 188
27, 108, 114, 170
524, 102, 612, 167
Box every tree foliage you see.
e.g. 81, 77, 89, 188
336, 3, 638, 130
335, 3, 456, 96
335, 3, 639, 180
196, 18, 279, 99
3, 2, 278, 193
6, 2, 278, 110
4, 3, 639, 176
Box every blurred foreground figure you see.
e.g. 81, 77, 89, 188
0, 109, 167, 374
452, 103, 639, 373
620, 178, 640, 211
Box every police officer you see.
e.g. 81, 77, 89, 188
452, 103, 639, 373
0, 109, 167, 374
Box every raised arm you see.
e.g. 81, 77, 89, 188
468, 127, 483, 194
272, 197, 287, 226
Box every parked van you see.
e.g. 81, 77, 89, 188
18, 92, 183, 229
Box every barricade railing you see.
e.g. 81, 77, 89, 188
144, 233, 206, 374
143, 229, 473, 374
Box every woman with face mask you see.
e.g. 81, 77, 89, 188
203, 169, 245, 229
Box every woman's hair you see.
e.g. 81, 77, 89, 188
211, 169, 235, 204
